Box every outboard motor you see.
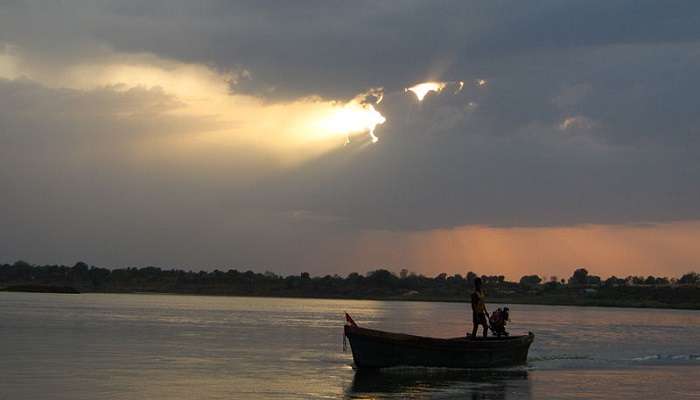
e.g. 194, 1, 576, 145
489, 307, 510, 337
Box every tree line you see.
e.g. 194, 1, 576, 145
1, 261, 698, 309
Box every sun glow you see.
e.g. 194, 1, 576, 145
405, 82, 448, 101
315, 101, 386, 144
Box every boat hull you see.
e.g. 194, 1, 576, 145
345, 325, 534, 369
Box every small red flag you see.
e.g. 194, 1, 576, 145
345, 312, 358, 327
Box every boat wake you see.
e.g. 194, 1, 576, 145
528, 355, 591, 362
630, 354, 700, 363
528, 353, 700, 369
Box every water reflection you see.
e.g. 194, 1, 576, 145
345, 368, 531, 399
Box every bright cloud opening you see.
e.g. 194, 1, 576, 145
314, 101, 386, 144
405, 82, 448, 101
1, 46, 395, 163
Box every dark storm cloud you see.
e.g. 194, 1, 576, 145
4, 1, 700, 99
240, 77, 700, 229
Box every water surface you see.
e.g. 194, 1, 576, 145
0, 293, 698, 399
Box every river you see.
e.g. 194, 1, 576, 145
0, 293, 698, 399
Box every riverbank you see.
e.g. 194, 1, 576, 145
0, 284, 80, 294
3, 263, 699, 310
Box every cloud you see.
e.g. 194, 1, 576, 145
558, 115, 594, 131
5, 1, 700, 100
2, 46, 398, 164
2, 1, 700, 274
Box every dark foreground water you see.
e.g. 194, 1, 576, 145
0, 293, 698, 399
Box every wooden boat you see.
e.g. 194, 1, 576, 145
343, 315, 534, 369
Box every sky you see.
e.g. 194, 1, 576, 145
2, 1, 700, 280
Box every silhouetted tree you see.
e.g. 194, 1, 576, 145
644, 276, 658, 285
628, 276, 645, 285
604, 276, 625, 287
519, 275, 542, 289
587, 275, 601, 286
679, 272, 699, 285
569, 268, 589, 286
366, 269, 398, 288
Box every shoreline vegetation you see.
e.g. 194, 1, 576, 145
1, 261, 699, 310
1, 284, 80, 294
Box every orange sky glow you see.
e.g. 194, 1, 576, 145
341, 221, 700, 280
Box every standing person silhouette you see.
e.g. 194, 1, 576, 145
471, 277, 489, 338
